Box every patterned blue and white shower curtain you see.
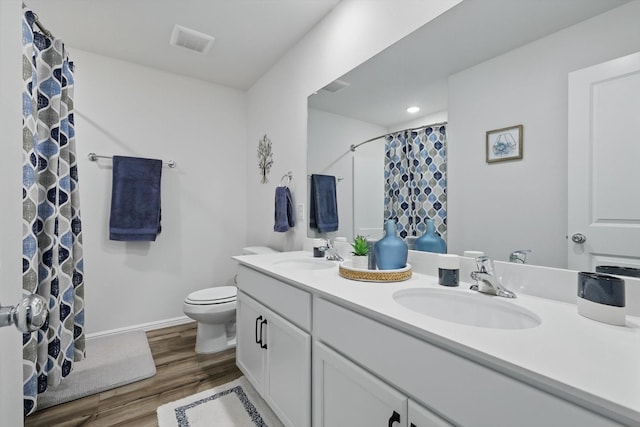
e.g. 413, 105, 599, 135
22, 6, 85, 416
384, 124, 447, 240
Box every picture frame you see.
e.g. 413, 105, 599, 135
486, 125, 523, 163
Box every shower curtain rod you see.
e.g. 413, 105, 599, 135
87, 152, 177, 168
32, 13, 53, 38
349, 120, 448, 152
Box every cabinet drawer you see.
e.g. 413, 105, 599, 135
237, 265, 311, 331
315, 298, 622, 427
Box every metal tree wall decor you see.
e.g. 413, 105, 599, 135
257, 134, 274, 184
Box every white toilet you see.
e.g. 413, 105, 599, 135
183, 246, 279, 354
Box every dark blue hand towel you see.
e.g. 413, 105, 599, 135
274, 186, 295, 232
109, 156, 163, 241
310, 174, 338, 233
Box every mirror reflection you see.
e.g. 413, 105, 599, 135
307, 0, 639, 269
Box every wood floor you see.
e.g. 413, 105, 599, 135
25, 322, 243, 427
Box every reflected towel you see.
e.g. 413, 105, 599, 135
310, 174, 338, 233
274, 186, 295, 232
109, 156, 162, 241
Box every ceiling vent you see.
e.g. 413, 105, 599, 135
170, 25, 215, 55
320, 79, 351, 93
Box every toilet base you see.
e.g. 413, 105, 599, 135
195, 322, 236, 354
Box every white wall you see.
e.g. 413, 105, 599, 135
71, 50, 247, 334
388, 110, 448, 134
246, 0, 462, 252
0, 1, 29, 424
307, 108, 386, 239
447, 1, 640, 268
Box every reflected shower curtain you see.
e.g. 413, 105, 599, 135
384, 124, 447, 240
22, 6, 85, 416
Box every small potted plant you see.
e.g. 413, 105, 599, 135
350, 235, 370, 269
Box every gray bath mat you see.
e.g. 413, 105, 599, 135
37, 330, 157, 410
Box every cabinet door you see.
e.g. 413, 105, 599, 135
265, 309, 311, 427
236, 292, 266, 392
314, 342, 407, 427
408, 400, 453, 427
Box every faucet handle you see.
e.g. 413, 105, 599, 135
475, 256, 495, 274
509, 249, 531, 264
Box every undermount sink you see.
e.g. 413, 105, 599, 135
393, 288, 541, 330
272, 258, 336, 270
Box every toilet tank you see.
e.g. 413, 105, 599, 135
242, 246, 279, 255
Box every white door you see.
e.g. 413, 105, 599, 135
265, 309, 311, 427
568, 51, 640, 271
0, 1, 27, 425
313, 342, 407, 427
236, 292, 266, 391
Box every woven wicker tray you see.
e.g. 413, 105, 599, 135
339, 261, 412, 282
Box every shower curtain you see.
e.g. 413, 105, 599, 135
22, 6, 85, 416
384, 124, 447, 240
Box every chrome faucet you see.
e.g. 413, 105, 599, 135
470, 256, 516, 298
509, 249, 531, 264
318, 239, 344, 262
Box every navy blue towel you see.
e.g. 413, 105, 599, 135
274, 186, 295, 232
310, 174, 338, 233
109, 156, 163, 241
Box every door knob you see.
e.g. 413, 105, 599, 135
571, 233, 587, 244
0, 294, 48, 333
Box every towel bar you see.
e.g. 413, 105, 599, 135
88, 152, 176, 168
307, 174, 343, 182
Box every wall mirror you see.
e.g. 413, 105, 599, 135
306, 0, 636, 269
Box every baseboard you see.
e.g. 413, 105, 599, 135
86, 316, 194, 340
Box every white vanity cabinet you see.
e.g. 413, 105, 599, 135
315, 298, 623, 427
409, 400, 454, 427
236, 293, 266, 390
234, 261, 632, 427
313, 341, 406, 427
236, 266, 312, 427
313, 341, 452, 427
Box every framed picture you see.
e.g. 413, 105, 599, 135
486, 125, 523, 163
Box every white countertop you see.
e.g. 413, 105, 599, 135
234, 251, 640, 426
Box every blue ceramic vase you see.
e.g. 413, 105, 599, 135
415, 219, 447, 254
374, 219, 408, 270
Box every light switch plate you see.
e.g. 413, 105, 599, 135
296, 203, 305, 222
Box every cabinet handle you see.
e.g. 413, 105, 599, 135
259, 318, 268, 349
255, 315, 262, 345
388, 410, 400, 426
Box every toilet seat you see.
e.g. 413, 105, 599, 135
185, 286, 237, 305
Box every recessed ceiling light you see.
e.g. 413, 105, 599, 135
406, 106, 420, 114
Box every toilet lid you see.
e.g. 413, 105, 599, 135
186, 286, 237, 305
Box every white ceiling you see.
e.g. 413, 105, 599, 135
308, 0, 630, 128
26, 0, 341, 90
24, 0, 631, 109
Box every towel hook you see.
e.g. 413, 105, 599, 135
279, 171, 293, 187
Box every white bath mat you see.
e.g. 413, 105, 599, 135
157, 376, 283, 427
